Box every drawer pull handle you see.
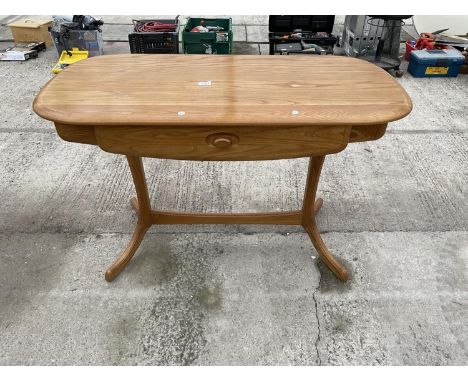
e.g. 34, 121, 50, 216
213, 137, 232, 148
206, 133, 239, 148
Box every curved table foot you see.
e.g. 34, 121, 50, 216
105, 193, 150, 282
106, 156, 153, 282
302, 157, 349, 281
303, 219, 349, 282
105, 218, 150, 282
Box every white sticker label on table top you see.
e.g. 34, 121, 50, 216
197, 81, 212, 86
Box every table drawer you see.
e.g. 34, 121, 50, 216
94, 125, 351, 161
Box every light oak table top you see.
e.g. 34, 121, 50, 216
33, 54, 412, 127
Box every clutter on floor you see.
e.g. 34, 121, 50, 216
3, 19, 51, 62
3, 14, 467, 80
8, 19, 53, 47
183, 17, 232, 54
0, 41, 46, 61
268, 15, 337, 55
404, 27, 468, 77
406, 31, 468, 60
51, 47, 89, 74
408, 48, 465, 77
342, 15, 412, 77
49, 15, 104, 57
129, 17, 180, 54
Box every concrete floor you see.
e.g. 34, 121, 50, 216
0, 16, 467, 365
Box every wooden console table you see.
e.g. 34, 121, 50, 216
33, 55, 412, 282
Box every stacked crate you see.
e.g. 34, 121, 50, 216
268, 15, 337, 55
129, 17, 180, 54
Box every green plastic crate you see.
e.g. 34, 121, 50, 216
183, 17, 232, 54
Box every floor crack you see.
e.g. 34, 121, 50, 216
312, 269, 322, 366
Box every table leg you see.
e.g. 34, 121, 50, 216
104, 155, 348, 283
302, 156, 349, 281
105, 156, 152, 282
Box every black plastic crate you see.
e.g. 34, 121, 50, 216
128, 17, 179, 54
268, 15, 337, 55
269, 15, 335, 33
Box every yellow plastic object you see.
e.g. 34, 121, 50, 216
52, 48, 89, 74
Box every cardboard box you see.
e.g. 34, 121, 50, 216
8, 19, 53, 47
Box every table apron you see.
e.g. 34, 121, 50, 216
54, 123, 388, 157
89, 124, 351, 160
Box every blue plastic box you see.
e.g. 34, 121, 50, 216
408, 49, 465, 78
